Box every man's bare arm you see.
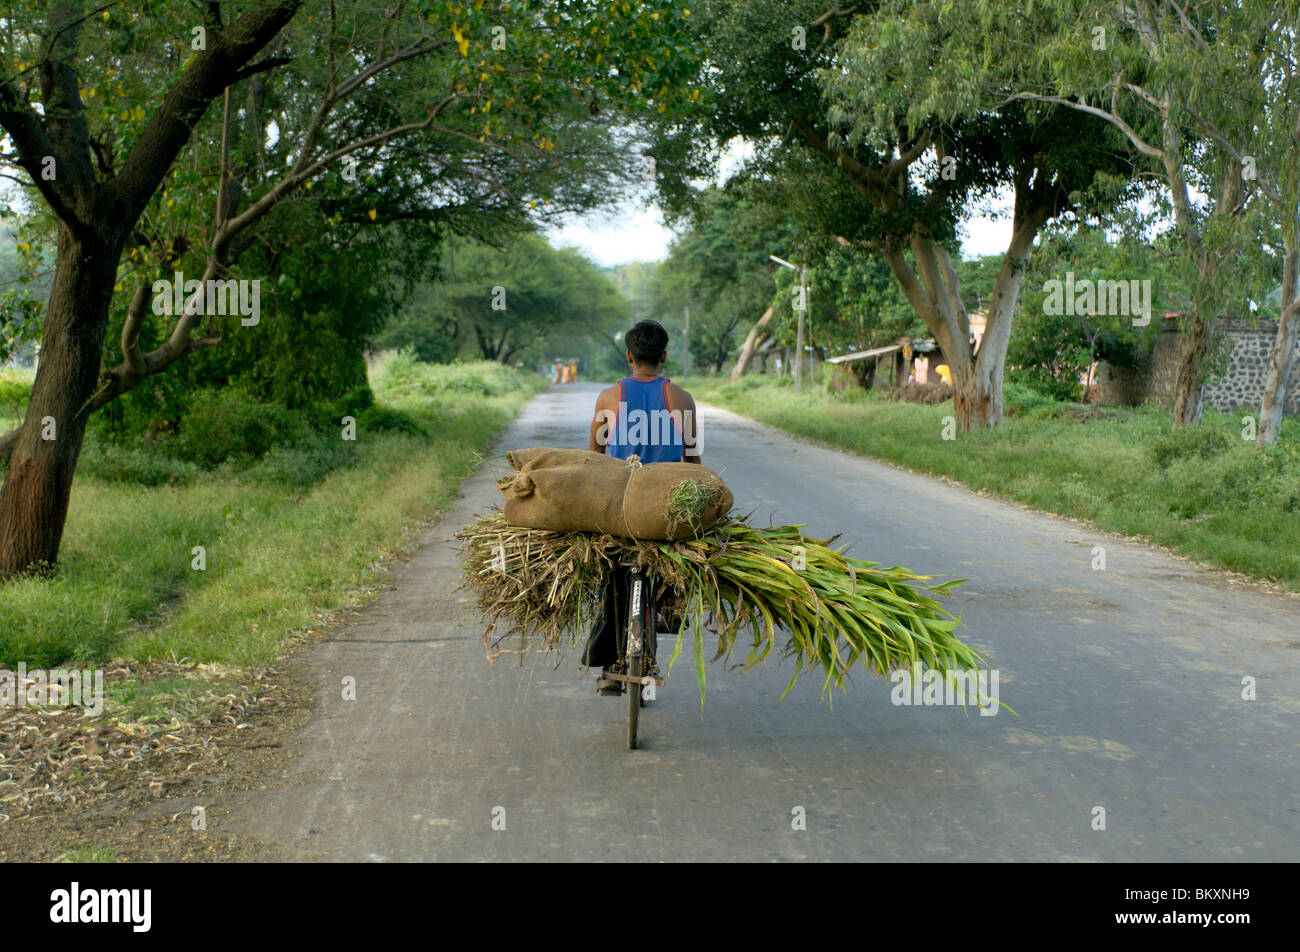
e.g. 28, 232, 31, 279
590, 387, 616, 453
668, 384, 702, 464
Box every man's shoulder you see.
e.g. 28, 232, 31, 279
665, 380, 695, 406
595, 382, 622, 407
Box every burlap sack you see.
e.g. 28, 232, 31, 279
506, 447, 617, 472
499, 448, 732, 540
501, 464, 627, 535
623, 463, 732, 539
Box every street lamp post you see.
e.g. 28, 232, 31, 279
770, 254, 808, 393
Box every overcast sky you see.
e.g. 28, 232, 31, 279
544, 199, 1015, 267
543, 138, 1016, 267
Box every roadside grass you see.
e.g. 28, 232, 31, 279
55, 845, 119, 863
103, 673, 242, 724
690, 376, 1300, 590
0, 358, 545, 667
0, 365, 33, 435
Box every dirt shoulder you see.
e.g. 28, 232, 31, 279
0, 656, 318, 862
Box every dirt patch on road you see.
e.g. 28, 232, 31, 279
0, 659, 317, 862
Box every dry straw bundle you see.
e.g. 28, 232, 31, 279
457, 512, 986, 703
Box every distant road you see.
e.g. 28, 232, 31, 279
220, 382, 1300, 861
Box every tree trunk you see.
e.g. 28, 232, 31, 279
883, 205, 1038, 431
0, 227, 121, 577
964, 216, 1036, 429
1171, 312, 1211, 429
1258, 310, 1298, 445
730, 306, 775, 381
1258, 245, 1298, 446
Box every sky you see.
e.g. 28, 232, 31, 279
544, 200, 1014, 267
543, 139, 1017, 267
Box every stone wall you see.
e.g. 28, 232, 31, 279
1094, 316, 1300, 416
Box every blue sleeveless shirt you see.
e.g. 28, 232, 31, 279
607, 376, 684, 463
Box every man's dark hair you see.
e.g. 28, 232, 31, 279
625, 320, 669, 365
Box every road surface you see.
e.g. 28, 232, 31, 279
220, 383, 1300, 861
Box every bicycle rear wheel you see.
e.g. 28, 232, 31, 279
641, 575, 656, 708
625, 571, 644, 749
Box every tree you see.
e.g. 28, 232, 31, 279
819, 2, 1139, 428
0, 0, 701, 577
655, 0, 1137, 428
383, 232, 627, 367
1008, 228, 1175, 400
1000, 0, 1275, 430
1245, 7, 1300, 444
0, 0, 304, 577
649, 185, 793, 374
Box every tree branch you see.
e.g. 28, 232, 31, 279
1001, 92, 1164, 160
111, 0, 306, 220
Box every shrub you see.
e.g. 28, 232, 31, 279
0, 372, 32, 418
374, 346, 421, 393
357, 405, 428, 437
76, 441, 204, 486
1151, 426, 1234, 468
173, 388, 314, 467
719, 373, 791, 399
1003, 381, 1059, 415
239, 439, 353, 487
419, 361, 526, 397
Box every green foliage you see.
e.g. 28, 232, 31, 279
1008, 228, 1175, 400
171, 389, 317, 469
0, 288, 42, 366
0, 363, 545, 667
372, 351, 538, 400
0, 368, 32, 419
1002, 382, 1061, 416
374, 232, 627, 370
717, 373, 792, 400
1150, 427, 1235, 469
356, 405, 428, 439
75, 443, 205, 487
649, 184, 796, 372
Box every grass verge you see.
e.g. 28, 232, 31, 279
690, 375, 1300, 590
0, 358, 545, 667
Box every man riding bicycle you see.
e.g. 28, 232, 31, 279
582, 320, 701, 695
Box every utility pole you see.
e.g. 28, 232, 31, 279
683, 305, 690, 378
771, 253, 808, 394
795, 261, 807, 394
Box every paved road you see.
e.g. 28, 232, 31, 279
221, 383, 1300, 861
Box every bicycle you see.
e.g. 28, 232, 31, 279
601, 563, 665, 749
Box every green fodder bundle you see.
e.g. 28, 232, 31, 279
456, 513, 986, 702
665, 479, 727, 536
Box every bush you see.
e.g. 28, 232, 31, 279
357, 405, 428, 438
1003, 381, 1059, 416
418, 361, 528, 397
0, 371, 32, 418
1151, 426, 1234, 468
373, 346, 421, 393
239, 439, 352, 487
173, 388, 315, 468
76, 441, 205, 486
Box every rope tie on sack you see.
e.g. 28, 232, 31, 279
619, 454, 643, 537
